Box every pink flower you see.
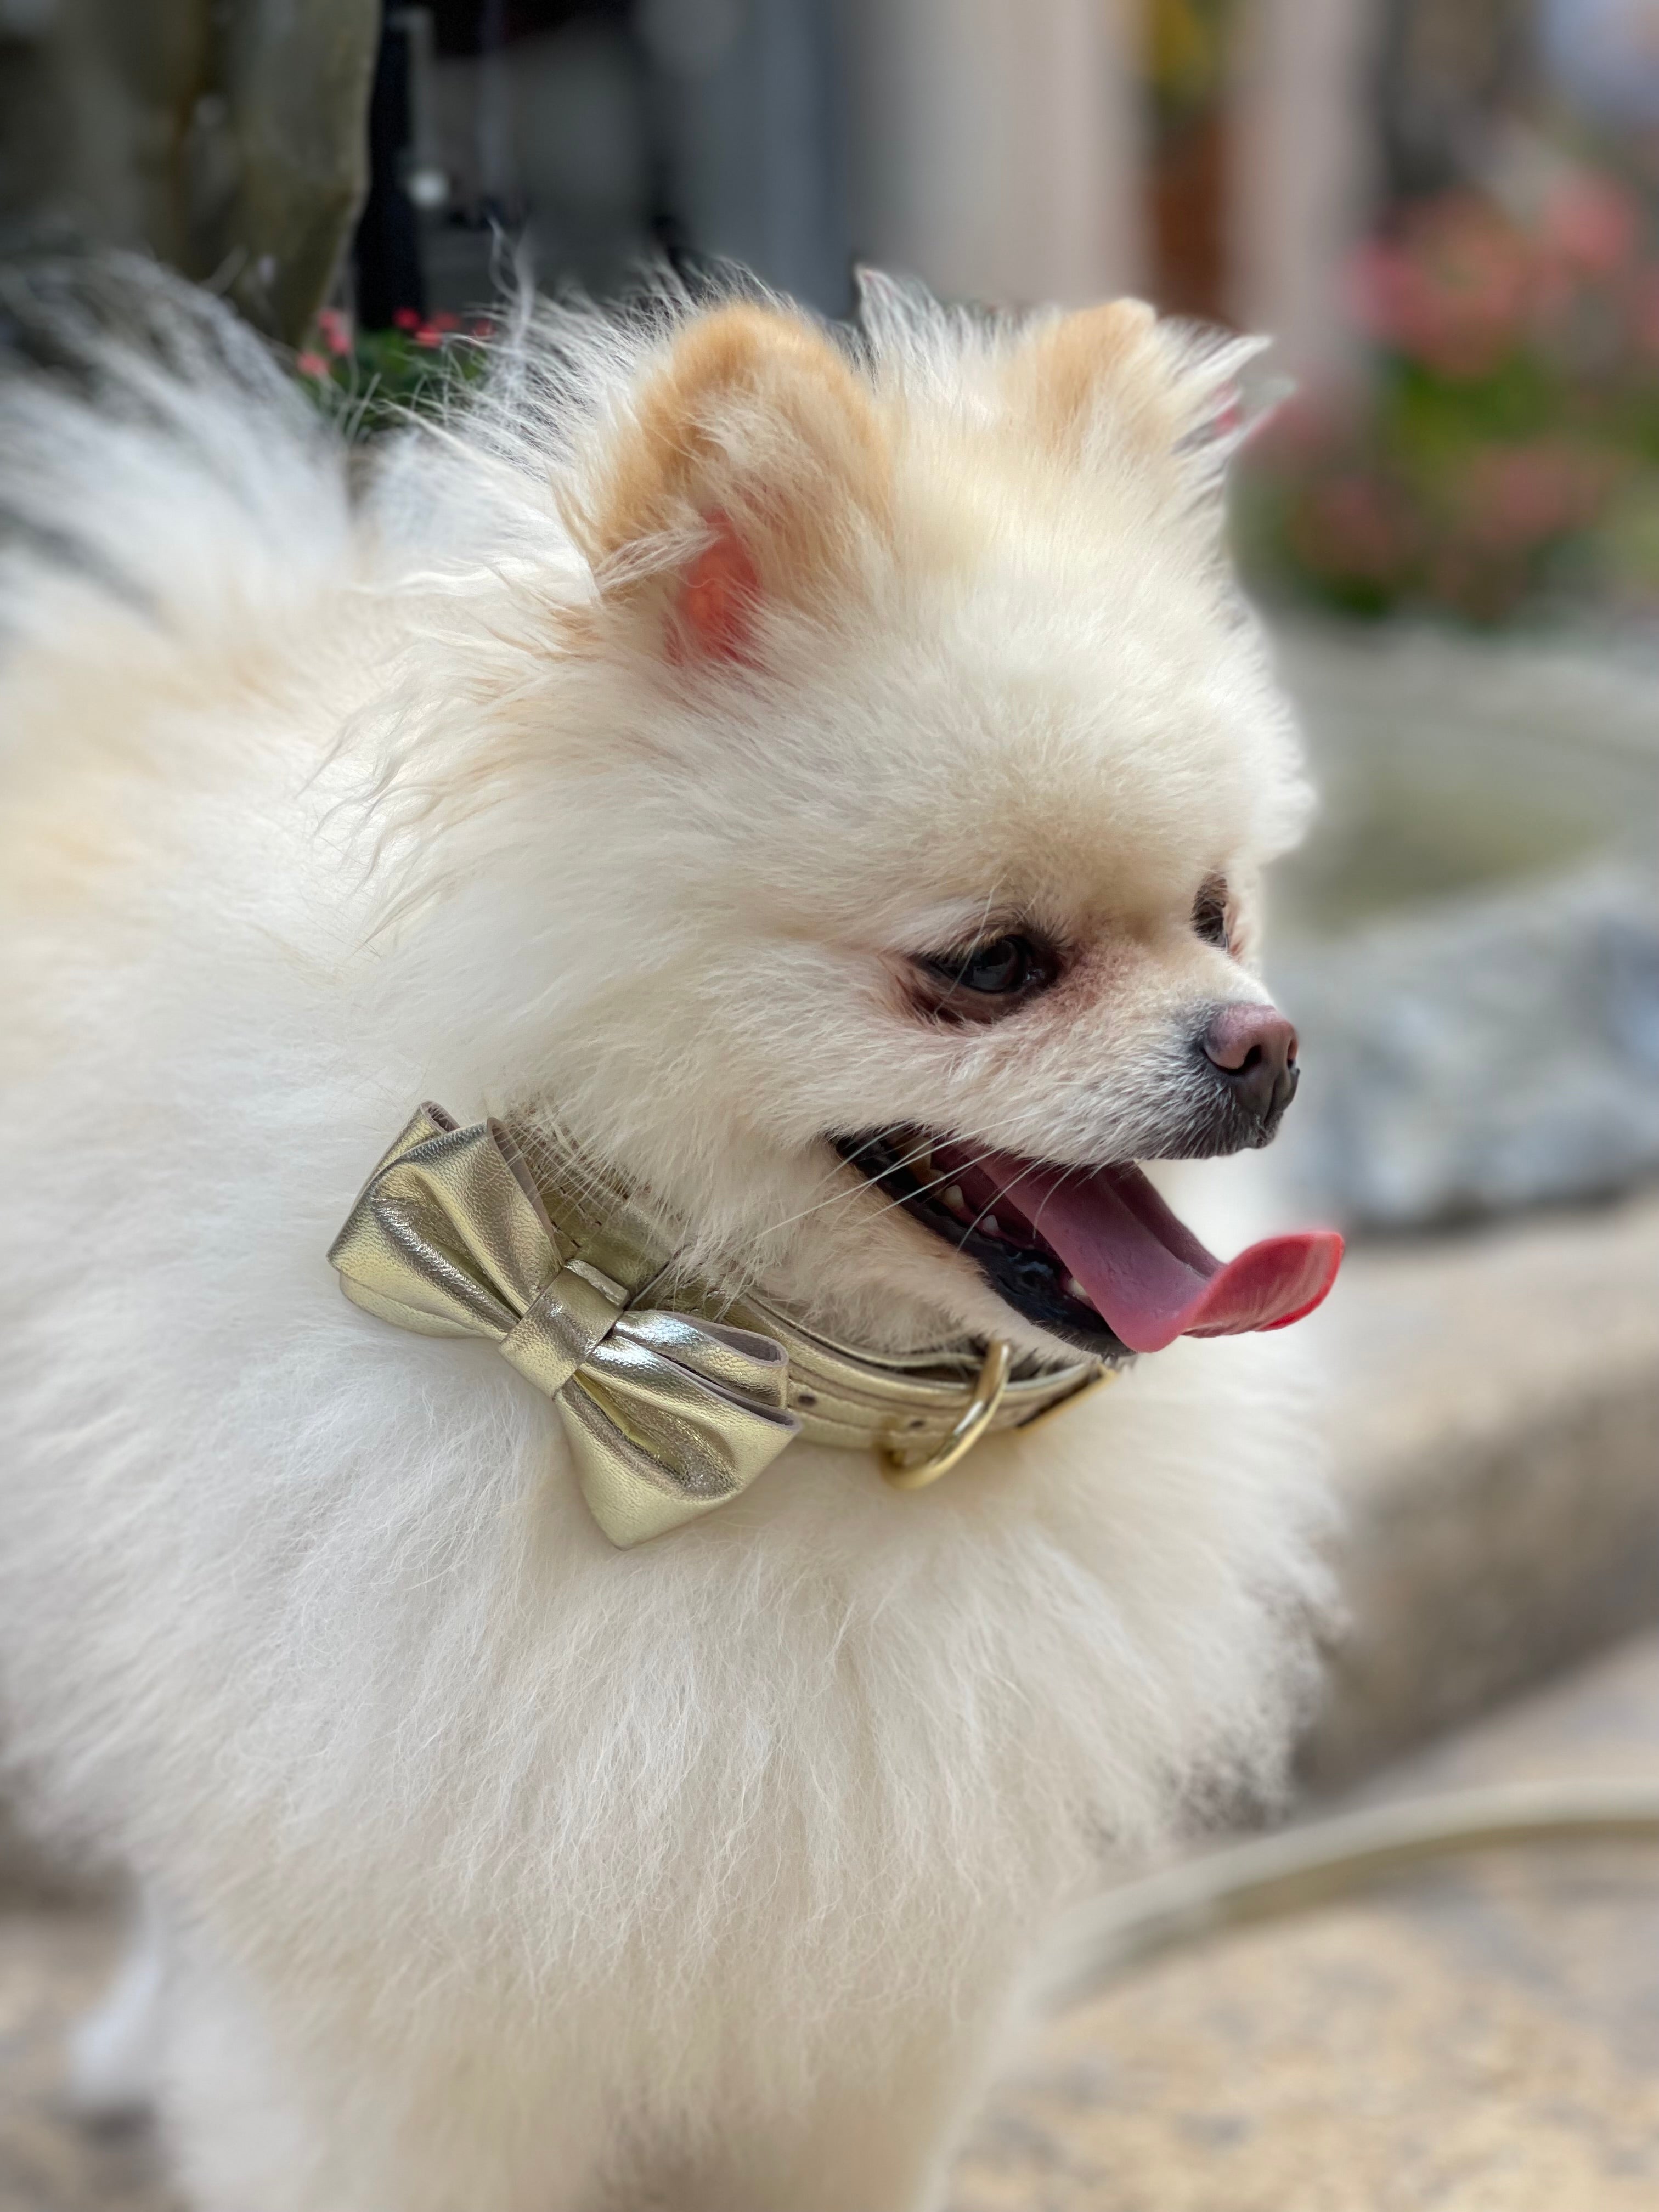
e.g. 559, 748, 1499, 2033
1246, 391, 1351, 467
1538, 173, 1640, 279
1452, 441, 1618, 552
414, 325, 442, 349
1351, 196, 1531, 379
296, 350, 330, 379
431, 311, 459, 332
392, 307, 420, 332
1289, 469, 1420, 587
315, 307, 352, 357
1635, 273, 1659, 356
1528, 174, 1644, 338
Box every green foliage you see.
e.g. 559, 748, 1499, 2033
291, 308, 493, 437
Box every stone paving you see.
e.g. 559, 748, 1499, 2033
0, 1911, 172, 2212
950, 1631, 1659, 2211
4, 1634, 1659, 2210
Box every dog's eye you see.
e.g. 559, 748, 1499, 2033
1193, 877, 1232, 952
918, 932, 1055, 1017
957, 936, 1035, 993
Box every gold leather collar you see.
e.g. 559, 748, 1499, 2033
330, 1104, 1109, 1546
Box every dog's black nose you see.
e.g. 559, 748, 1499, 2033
1202, 1002, 1300, 1126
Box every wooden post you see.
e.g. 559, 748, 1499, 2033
0, 0, 380, 347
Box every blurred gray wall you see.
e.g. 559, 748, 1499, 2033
642, 0, 850, 314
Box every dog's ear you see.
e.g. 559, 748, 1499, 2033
1009, 300, 1166, 456
1008, 300, 1267, 499
575, 304, 891, 664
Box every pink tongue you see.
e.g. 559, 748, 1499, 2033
977, 1154, 1344, 1355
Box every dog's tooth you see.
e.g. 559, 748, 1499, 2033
944, 1184, 966, 1215
1065, 1274, 1088, 1301
983, 1213, 1002, 1239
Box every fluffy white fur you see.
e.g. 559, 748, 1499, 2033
0, 262, 1326, 2211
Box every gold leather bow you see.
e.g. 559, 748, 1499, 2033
328, 1105, 800, 1547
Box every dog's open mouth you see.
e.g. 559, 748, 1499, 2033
836, 1131, 1344, 1361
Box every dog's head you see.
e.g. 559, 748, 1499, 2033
416, 285, 1338, 1362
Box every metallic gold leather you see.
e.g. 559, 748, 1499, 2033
329, 1105, 799, 1547
727, 1294, 1104, 1451
330, 1103, 1110, 1546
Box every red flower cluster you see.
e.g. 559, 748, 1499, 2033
388, 307, 493, 349
1350, 177, 1649, 383
293, 303, 497, 438
1240, 163, 1659, 621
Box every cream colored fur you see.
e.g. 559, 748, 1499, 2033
0, 263, 1326, 2211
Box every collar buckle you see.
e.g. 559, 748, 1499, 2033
881, 1339, 1014, 1491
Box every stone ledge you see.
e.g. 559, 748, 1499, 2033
1300, 1184, 1659, 1787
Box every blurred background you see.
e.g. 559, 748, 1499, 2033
5, 7, 1659, 2207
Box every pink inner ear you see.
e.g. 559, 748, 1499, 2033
674, 514, 761, 663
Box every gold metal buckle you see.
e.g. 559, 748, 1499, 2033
881, 1339, 1014, 1491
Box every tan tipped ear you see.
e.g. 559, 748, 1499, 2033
1008, 298, 1240, 479
1009, 300, 1160, 451
576, 304, 891, 658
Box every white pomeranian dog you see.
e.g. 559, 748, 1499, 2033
0, 261, 1340, 2211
